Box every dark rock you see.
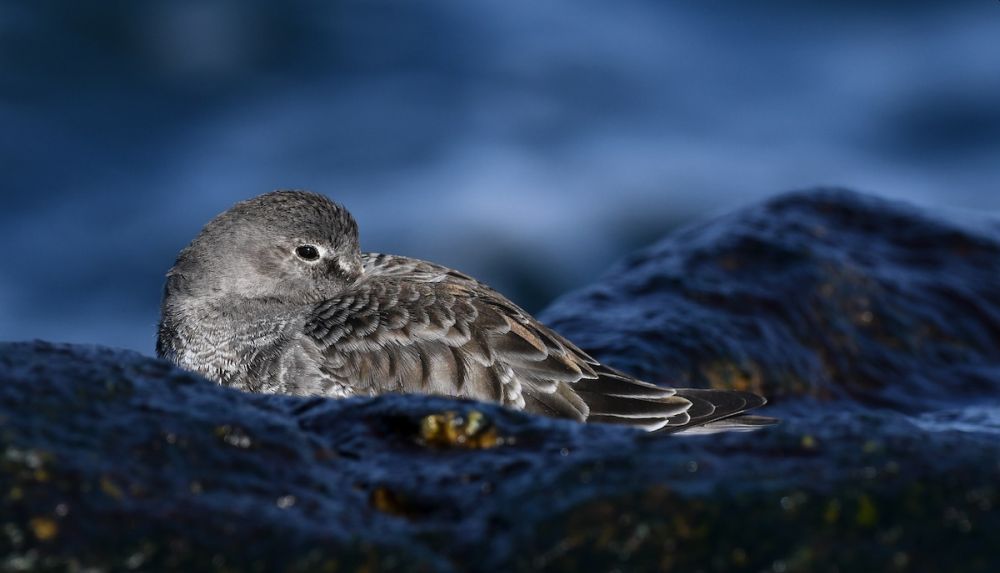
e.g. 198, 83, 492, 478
3, 190, 999, 572
542, 189, 1000, 411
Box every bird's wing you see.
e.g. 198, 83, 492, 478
360, 253, 481, 284
301, 254, 770, 432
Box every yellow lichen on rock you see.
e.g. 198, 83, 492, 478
369, 486, 411, 517
29, 517, 58, 541
700, 360, 766, 395
856, 494, 879, 527
418, 410, 501, 449
99, 475, 124, 500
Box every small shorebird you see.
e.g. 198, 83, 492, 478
157, 190, 773, 433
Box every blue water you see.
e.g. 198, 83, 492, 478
2, 1, 999, 353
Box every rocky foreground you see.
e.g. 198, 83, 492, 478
2, 190, 999, 572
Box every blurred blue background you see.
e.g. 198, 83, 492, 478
2, 1, 999, 354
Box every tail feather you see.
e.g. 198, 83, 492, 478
669, 414, 780, 435
662, 389, 774, 433
576, 377, 777, 434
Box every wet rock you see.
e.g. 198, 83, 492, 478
3, 190, 1000, 572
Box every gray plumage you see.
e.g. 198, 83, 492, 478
157, 190, 774, 433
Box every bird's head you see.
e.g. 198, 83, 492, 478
164, 190, 363, 305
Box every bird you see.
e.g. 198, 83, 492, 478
156, 190, 775, 433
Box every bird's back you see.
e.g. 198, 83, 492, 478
290, 253, 774, 433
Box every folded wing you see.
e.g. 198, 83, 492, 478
299, 254, 773, 433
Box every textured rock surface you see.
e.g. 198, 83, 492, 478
3, 190, 1000, 572
543, 189, 1000, 410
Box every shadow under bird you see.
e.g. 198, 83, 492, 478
157, 191, 774, 433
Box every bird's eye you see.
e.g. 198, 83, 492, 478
295, 245, 320, 261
